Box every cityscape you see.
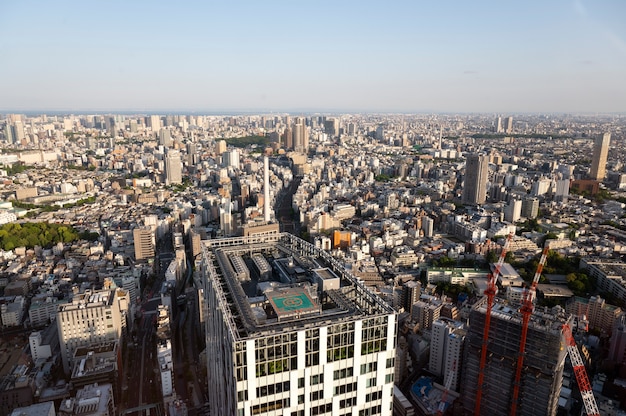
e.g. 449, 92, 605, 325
0, 113, 624, 416
1, 1, 626, 416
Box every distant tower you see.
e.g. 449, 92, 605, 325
282, 126, 293, 149
495, 116, 503, 133
149, 115, 161, 132
165, 150, 183, 185
504, 116, 513, 134
263, 156, 271, 223
590, 133, 611, 181
462, 154, 489, 205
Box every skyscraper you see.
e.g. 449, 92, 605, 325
590, 133, 610, 181
263, 156, 271, 223
462, 154, 489, 205
202, 233, 397, 416
460, 300, 569, 415
165, 150, 183, 185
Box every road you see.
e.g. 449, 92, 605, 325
274, 175, 302, 234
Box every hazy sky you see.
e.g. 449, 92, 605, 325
1, 0, 625, 113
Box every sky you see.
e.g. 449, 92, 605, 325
0, 0, 625, 114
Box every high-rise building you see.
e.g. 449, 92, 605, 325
504, 116, 513, 134
590, 133, 611, 181
165, 150, 183, 185
521, 196, 539, 219
133, 226, 155, 260
159, 129, 172, 147
495, 116, 503, 133
462, 154, 489, 205
504, 199, 522, 222
429, 318, 465, 391
3, 123, 14, 144
149, 115, 161, 132
401, 280, 421, 312
201, 233, 397, 416
282, 127, 293, 150
460, 300, 569, 415
56, 289, 125, 374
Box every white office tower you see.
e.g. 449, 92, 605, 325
428, 318, 466, 391
202, 233, 397, 416
166, 150, 183, 185
56, 289, 124, 374
263, 156, 272, 223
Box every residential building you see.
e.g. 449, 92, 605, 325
462, 154, 489, 205
589, 133, 610, 181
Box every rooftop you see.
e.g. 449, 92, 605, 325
203, 233, 394, 340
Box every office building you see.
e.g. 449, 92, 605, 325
521, 196, 539, 219
159, 129, 172, 147
133, 226, 155, 260
56, 290, 125, 374
504, 199, 522, 223
460, 299, 569, 415
504, 116, 513, 134
201, 233, 397, 416
149, 115, 161, 132
495, 116, 503, 133
590, 133, 610, 181
165, 150, 183, 185
462, 154, 489, 205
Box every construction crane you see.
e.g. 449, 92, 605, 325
474, 232, 513, 415
562, 323, 600, 416
437, 361, 456, 415
510, 244, 550, 416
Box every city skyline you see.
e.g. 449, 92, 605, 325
1, 0, 625, 114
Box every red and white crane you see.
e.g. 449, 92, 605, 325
562, 323, 600, 416
510, 244, 550, 415
474, 232, 513, 415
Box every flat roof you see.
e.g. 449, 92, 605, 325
203, 233, 394, 339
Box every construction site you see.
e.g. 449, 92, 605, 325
460, 298, 571, 415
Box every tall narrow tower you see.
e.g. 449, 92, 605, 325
263, 156, 271, 222
590, 133, 610, 181
462, 154, 489, 205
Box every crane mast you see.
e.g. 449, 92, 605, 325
474, 233, 513, 415
563, 324, 600, 416
509, 245, 550, 416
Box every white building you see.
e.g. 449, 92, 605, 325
202, 233, 397, 416
429, 318, 465, 392
56, 289, 125, 374
29, 331, 52, 362
158, 339, 174, 398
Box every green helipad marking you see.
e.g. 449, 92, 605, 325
273, 293, 313, 312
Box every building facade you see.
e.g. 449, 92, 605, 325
590, 133, 610, 181
56, 290, 124, 374
462, 154, 489, 205
201, 233, 397, 416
